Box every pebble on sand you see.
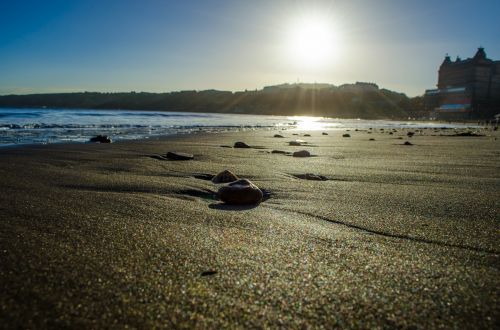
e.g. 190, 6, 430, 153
289, 139, 305, 146
218, 179, 263, 205
342, 134, 351, 138
234, 141, 251, 148
292, 150, 311, 157
304, 134, 311, 137
403, 141, 413, 146
294, 173, 327, 181
200, 270, 217, 276
451, 131, 484, 137
89, 135, 112, 143
166, 152, 194, 160
273, 134, 285, 138
212, 170, 239, 184
322, 132, 328, 135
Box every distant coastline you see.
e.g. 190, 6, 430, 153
0, 82, 426, 120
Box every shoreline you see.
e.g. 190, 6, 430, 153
1, 127, 499, 328
0, 109, 492, 149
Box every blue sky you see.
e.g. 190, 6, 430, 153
1, 0, 499, 96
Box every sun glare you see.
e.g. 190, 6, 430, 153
286, 15, 340, 69
288, 116, 322, 130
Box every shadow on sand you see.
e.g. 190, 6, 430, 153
208, 203, 260, 211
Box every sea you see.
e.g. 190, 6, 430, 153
0, 108, 477, 147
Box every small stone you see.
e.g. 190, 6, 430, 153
274, 134, 284, 138
89, 135, 112, 143
369, 138, 375, 141
407, 132, 415, 137
271, 150, 287, 154
292, 133, 299, 135
201, 270, 217, 276
166, 152, 194, 160
234, 141, 251, 148
452, 131, 484, 137
403, 141, 413, 146
303, 134, 311, 137
342, 134, 350, 138
218, 179, 263, 205
289, 139, 305, 146
295, 173, 327, 181
293, 150, 311, 157
212, 170, 239, 183
322, 132, 328, 135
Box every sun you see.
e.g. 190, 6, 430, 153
286, 15, 340, 69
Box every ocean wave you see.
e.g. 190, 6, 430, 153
0, 112, 42, 118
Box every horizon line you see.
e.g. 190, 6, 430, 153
0, 81, 421, 98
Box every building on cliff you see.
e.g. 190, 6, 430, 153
425, 47, 500, 119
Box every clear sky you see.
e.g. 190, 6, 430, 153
1, 0, 499, 96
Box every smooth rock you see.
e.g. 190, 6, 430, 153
273, 134, 284, 138
342, 134, 350, 138
451, 131, 484, 137
218, 179, 263, 205
212, 170, 239, 183
322, 132, 328, 135
166, 152, 194, 160
89, 135, 112, 143
234, 141, 251, 148
403, 141, 413, 146
200, 270, 217, 276
271, 150, 288, 154
293, 150, 311, 157
289, 139, 305, 146
295, 173, 327, 181
304, 134, 311, 137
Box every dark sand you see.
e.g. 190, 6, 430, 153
0, 128, 499, 328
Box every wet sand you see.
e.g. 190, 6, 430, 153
0, 128, 499, 328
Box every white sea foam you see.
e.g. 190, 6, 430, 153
0, 108, 479, 146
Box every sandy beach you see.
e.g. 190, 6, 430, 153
0, 127, 499, 328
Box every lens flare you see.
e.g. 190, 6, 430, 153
286, 14, 340, 69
